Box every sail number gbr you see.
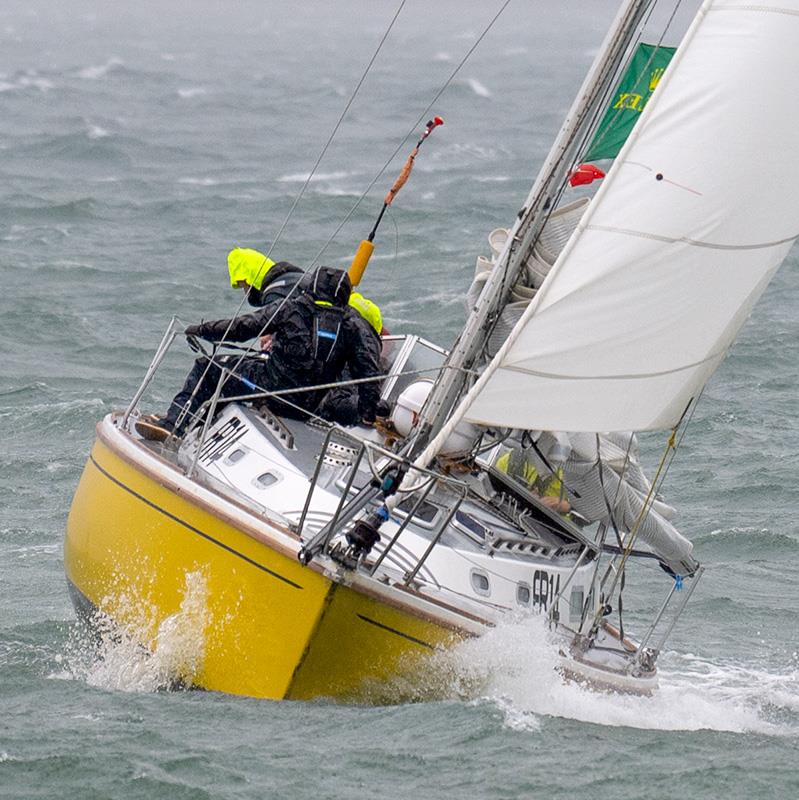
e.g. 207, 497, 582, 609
532, 569, 560, 611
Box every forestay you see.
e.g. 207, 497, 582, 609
462, 0, 799, 433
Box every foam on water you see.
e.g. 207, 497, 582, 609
177, 176, 223, 186
86, 125, 109, 140
177, 87, 207, 99
465, 77, 492, 98
445, 617, 798, 736
76, 59, 123, 80
62, 570, 210, 695
277, 170, 353, 183
55, 568, 796, 735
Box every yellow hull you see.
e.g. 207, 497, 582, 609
65, 428, 467, 701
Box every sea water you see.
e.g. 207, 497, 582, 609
1, 1, 797, 798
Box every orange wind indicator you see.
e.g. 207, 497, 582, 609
569, 163, 605, 187
349, 116, 444, 286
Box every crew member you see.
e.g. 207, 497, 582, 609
227, 247, 305, 306
228, 247, 388, 427
317, 292, 385, 426
137, 266, 381, 440
496, 446, 571, 515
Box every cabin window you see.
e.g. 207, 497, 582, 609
569, 588, 585, 623
396, 496, 440, 527
224, 448, 246, 465
254, 471, 279, 489
470, 569, 490, 597
453, 510, 489, 543
517, 582, 531, 607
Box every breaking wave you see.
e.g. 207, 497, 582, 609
76, 59, 124, 80
465, 77, 492, 97
441, 617, 798, 736
177, 87, 207, 99
0, 72, 55, 93
277, 170, 352, 183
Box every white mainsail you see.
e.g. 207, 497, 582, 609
460, 0, 799, 433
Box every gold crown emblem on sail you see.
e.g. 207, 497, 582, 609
649, 67, 665, 92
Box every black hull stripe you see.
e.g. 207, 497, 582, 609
88, 454, 303, 590
356, 614, 436, 651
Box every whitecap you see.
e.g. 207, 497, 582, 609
466, 77, 491, 98
177, 176, 220, 186
18, 75, 54, 92
7, 544, 60, 559
77, 58, 123, 80
277, 170, 351, 183
707, 526, 768, 536
390, 291, 462, 309
87, 125, 109, 139
177, 87, 207, 99
314, 186, 360, 197
369, 249, 418, 261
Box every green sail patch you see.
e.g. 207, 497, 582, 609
584, 42, 676, 162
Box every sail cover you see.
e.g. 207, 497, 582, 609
464, 0, 799, 432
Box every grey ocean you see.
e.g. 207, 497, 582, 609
1, 1, 797, 797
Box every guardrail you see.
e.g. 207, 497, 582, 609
296, 427, 468, 582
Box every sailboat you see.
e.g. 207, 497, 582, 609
65, 0, 799, 700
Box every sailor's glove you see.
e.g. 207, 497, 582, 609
184, 322, 208, 339
184, 322, 210, 353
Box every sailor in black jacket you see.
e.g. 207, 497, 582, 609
317, 292, 384, 426
229, 249, 386, 427
143, 267, 381, 438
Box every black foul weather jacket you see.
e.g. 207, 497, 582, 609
192, 269, 381, 420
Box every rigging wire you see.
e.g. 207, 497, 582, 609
388, 205, 400, 272
588, 400, 697, 636
170, 357, 475, 434
173, 0, 513, 433
579, 0, 686, 160
309, 0, 513, 268
265, 0, 408, 260
462, 1, 671, 396
589, 390, 704, 637
653, 386, 705, 492
170, 0, 413, 431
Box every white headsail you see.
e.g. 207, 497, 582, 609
460, 0, 799, 433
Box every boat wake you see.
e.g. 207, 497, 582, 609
62, 570, 209, 694
57, 567, 798, 730
446, 617, 799, 736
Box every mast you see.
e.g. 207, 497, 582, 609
408, 0, 656, 459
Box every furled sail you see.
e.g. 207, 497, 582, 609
462, 0, 799, 433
